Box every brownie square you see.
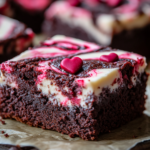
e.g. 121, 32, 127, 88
43, 0, 150, 57
0, 14, 34, 63
0, 0, 13, 17
0, 35, 148, 140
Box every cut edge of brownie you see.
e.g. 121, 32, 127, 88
0, 36, 148, 140
0, 72, 148, 140
43, 17, 150, 57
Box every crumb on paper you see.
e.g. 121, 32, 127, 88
4, 133, 9, 138
132, 135, 138, 138
1, 131, 5, 134
0, 119, 6, 125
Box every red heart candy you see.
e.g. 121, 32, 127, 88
100, 53, 119, 62
106, 0, 121, 7
60, 57, 83, 74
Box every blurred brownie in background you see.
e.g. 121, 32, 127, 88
0, 0, 13, 17
0, 14, 34, 63
8, 0, 55, 33
43, 0, 150, 57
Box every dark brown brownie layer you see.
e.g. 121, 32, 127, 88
43, 17, 150, 57
0, 71, 148, 140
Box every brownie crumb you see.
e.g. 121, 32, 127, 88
132, 135, 138, 138
1, 131, 5, 134
0, 119, 6, 125
1, 120, 6, 125
4, 133, 9, 138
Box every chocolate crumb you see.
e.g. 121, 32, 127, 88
1, 120, 6, 125
1, 131, 5, 134
0, 119, 6, 125
4, 133, 9, 138
132, 135, 138, 138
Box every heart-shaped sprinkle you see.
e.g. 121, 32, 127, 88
60, 57, 83, 74
100, 53, 119, 62
106, 0, 121, 7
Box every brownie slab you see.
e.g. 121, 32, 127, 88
0, 35, 148, 140
43, 0, 150, 57
8, 0, 55, 33
0, 15, 34, 63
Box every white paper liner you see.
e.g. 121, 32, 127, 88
0, 76, 150, 150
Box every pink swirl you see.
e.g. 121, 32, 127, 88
43, 41, 88, 50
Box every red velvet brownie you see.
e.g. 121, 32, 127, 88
0, 35, 148, 140
43, 0, 150, 57
0, 15, 34, 63
0, 144, 38, 150
8, 0, 55, 33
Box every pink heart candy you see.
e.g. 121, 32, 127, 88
100, 53, 119, 62
106, 0, 121, 7
60, 57, 83, 74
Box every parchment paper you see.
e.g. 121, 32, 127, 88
0, 75, 150, 150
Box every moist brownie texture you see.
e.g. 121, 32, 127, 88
0, 35, 148, 140
8, 0, 55, 33
0, 15, 34, 63
43, 0, 150, 57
